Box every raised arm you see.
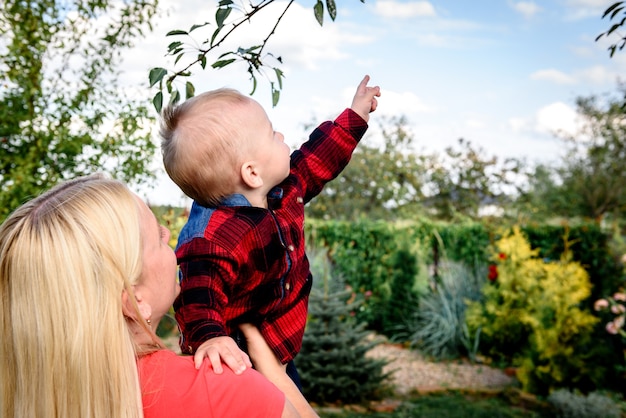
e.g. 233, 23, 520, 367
239, 323, 320, 418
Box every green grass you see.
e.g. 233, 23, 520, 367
316, 390, 554, 418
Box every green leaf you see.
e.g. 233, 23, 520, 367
189, 22, 211, 32
314, 0, 324, 26
604, 2, 624, 18
610, 6, 624, 19
218, 0, 234, 6
238, 45, 262, 55
200, 54, 207, 69
326, 0, 337, 21
271, 85, 280, 107
153, 92, 163, 112
216, 7, 232, 28
274, 67, 284, 89
211, 26, 223, 46
169, 90, 181, 105
174, 52, 184, 65
167, 41, 183, 52
166, 29, 188, 36
212, 58, 236, 68
607, 22, 621, 35
148, 67, 167, 87
250, 75, 258, 95
185, 82, 195, 99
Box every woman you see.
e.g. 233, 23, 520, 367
0, 174, 317, 417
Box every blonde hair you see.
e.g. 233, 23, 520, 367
0, 174, 158, 418
160, 88, 254, 207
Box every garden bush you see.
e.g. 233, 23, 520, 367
403, 261, 485, 360
547, 389, 621, 418
465, 227, 600, 395
306, 219, 424, 334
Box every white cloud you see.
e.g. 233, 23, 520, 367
565, 0, 608, 8
507, 102, 581, 139
270, 5, 373, 71
416, 33, 451, 47
530, 69, 577, 84
530, 66, 621, 87
375, 89, 436, 117
374, 0, 437, 19
511, 2, 541, 19
562, 0, 608, 20
534, 101, 580, 136
508, 116, 530, 133
576, 65, 620, 85
465, 118, 486, 129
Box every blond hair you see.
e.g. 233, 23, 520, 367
0, 174, 158, 418
160, 88, 254, 207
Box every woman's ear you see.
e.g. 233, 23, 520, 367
121, 287, 152, 322
240, 160, 263, 189
121, 289, 136, 320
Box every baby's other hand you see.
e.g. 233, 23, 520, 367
350, 75, 381, 123
193, 336, 252, 374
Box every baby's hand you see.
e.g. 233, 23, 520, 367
193, 335, 252, 374
350, 75, 381, 123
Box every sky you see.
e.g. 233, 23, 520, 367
121, 0, 626, 207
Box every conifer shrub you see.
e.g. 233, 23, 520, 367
465, 226, 599, 395
298, 247, 390, 405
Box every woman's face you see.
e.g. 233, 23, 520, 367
135, 196, 180, 319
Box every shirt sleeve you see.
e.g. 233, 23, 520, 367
174, 237, 236, 354
290, 108, 368, 203
140, 350, 285, 418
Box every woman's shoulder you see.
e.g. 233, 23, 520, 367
138, 350, 285, 418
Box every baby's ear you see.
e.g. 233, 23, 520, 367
240, 160, 263, 189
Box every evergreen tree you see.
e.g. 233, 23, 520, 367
298, 248, 389, 405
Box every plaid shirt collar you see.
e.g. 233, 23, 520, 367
220, 187, 284, 207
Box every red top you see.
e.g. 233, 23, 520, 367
138, 350, 285, 418
174, 109, 368, 362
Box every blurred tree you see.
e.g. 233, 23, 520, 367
306, 118, 524, 221
0, 0, 159, 221
512, 163, 564, 222
305, 116, 427, 220
422, 138, 523, 220
517, 86, 626, 222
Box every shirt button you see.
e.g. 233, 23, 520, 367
287, 245, 295, 252
285, 283, 291, 290
296, 197, 303, 203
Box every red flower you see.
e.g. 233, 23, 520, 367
488, 264, 498, 281
498, 253, 506, 260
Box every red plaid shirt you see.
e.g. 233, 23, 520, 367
173, 109, 368, 363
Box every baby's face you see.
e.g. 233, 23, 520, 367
243, 99, 291, 188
